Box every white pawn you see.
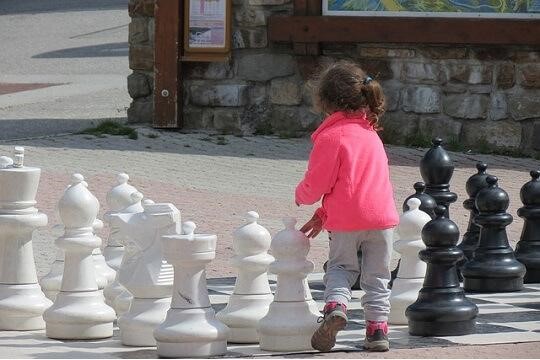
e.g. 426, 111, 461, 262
103, 174, 144, 312
109, 195, 178, 346
154, 221, 230, 358
258, 217, 320, 351
0, 147, 52, 330
43, 174, 115, 339
216, 211, 274, 343
388, 198, 432, 325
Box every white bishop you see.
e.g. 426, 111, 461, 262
388, 198, 431, 325
217, 211, 274, 343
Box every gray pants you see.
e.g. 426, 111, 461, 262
323, 229, 394, 321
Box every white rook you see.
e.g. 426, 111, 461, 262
109, 196, 178, 346
43, 174, 115, 339
217, 211, 274, 343
389, 198, 431, 325
154, 221, 229, 358
0, 147, 51, 330
258, 218, 320, 351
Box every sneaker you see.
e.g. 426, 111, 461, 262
363, 320, 389, 352
310, 302, 348, 352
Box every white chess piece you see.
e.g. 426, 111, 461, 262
0, 147, 52, 330
43, 174, 115, 339
216, 211, 274, 343
258, 217, 320, 351
91, 218, 116, 285
389, 198, 431, 325
103, 174, 143, 312
154, 221, 230, 357
109, 195, 178, 346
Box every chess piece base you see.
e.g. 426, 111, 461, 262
408, 319, 475, 336
114, 289, 133, 316
154, 307, 229, 358
44, 290, 115, 339
388, 278, 423, 325
258, 300, 320, 351
0, 283, 52, 330
216, 293, 273, 343
119, 297, 171, 346
463, 276, 524, 292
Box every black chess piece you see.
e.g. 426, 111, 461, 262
458, 163, 491, 262
403, 182, 437, 219
406, 206, 478, 336
419, 138, 458, 218
462, 176, 526, 292
515, 170, 540, 283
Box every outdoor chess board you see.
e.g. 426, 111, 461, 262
2, 273, 540, 359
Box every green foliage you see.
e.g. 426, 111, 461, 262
80, 121, 138, 140
404, 132, 432, 148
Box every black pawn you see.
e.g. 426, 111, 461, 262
462, 176, 526, 292
515, 170, 540, 283
403, 182, 437, 219
420, 138, 458, 218
406, 206, 478, 336
458, 163, 491, 262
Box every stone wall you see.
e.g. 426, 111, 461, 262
127, 0, 540, 153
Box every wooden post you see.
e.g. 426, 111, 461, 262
292, 0, 321, 55
154, 0, 182, 128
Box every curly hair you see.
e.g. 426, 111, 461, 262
310, 60, 386, 131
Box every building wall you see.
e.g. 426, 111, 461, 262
127, 0, 540, 153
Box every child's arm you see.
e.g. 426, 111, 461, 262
295, 134, 341, 205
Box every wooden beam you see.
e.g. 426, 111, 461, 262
154, 0, 181, 128
269, 16, 540, 45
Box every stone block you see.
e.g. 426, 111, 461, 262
148, 18, 155, 45
461, 120, 521, 148
235, 7, 266, 26
242, 102, 272, 133
232, 28, 267, 49
443, 94, 489, 119
448, 64, 492, 85
383, 83, 400, 112
249, 85, 268, 105
509, 90, 540, 121
238, 54, 295, 82
401, 86, 441, 114
532, 122, 540, 151
298, 108, 323, 130
418, 47, 468, 60
443, 84, 467, 94
128, 72, 151, 99
472, 47, 510, 61
270, 106, 302, 134
127, 97, 153, 124
497, 63, 515, 89
379, 112, 419, 145
270, 78, 302, 105
418, 116, 462, 140
357, 59, 394, 80
129, 46, 153, 71
129, 0, 155, 17
511, 51, 540, 63
469, 85, 492, 94
182, 108, 214, 129
190, 84, 248, 107
185, 62, 233, 80
129, 17, 149, 45
249, 0, 289, 4
358, 47, 415, 58
518, 64, 540, 88
213, 109, 243, 134
401, 62, 442, 83
488, 92, 508, 121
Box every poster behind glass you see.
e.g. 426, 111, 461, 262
188, 0, 227, 48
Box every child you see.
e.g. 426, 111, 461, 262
295, 60, 399, 352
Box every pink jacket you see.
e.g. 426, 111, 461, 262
295, 111, 399, 231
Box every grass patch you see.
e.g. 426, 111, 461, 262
80, 121, 138, 140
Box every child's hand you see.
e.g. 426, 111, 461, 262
300, 212, 323, 239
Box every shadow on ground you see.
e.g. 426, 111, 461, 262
0, 0, 127, 15
33, 42, 129, 58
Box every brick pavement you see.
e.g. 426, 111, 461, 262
1, 126, 539, 279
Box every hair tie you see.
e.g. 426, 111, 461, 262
363, 76, 373, 85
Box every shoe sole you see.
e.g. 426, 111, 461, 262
311, 315, 347, 352
363, 339, 389, 352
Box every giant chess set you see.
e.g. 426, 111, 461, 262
0, 139, 539, 358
